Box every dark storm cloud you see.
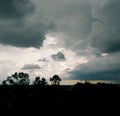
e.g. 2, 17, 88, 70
91, 28, 120, 53
90, 0, 120, 53
0, 0, 35, 20
69, 53, 120, 81
51, 52, 66, 61
0, 0, 56, 48
21, 64, 41, 70
71, 70, 120, 81
0, 23, 55, 48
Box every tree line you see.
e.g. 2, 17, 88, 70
2, 72, 61, 86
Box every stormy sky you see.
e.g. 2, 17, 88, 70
0, 0, 120, 84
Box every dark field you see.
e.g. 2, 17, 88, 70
0, 83, 120, 115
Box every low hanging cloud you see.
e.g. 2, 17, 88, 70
21, 63, 41, 70
69, 53, 120, 81
51, 52, 66, 61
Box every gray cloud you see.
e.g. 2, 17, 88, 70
56, 0, 120, 83
0, 22, 55, 48
0, 23, 43, 48
90, 0, 120, 53
33, 0, 120, 56
0, 18, 54, 48
1, 0, 119, 52
21, 63, 41, 70
0, 0, 35, 20
0, 0, 56, 48
51, 52, 66, 61
37, 0, 120, 55
33, 0, 94, 50
69, 53, 120, 81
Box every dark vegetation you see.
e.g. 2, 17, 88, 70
0, 72, 120, 114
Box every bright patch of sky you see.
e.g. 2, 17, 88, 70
0, 35, 88, 83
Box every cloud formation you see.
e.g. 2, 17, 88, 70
90, 0, 120, 53
33, 0, 94, 50
0, 0, 119, 52
65, 0, 120, 83
0, 0, 56, 48
51, 52, 66, 61
69, 53, 120, 81
21, 63, 41, 70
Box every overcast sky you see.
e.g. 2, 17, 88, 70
0, 0, 120, 84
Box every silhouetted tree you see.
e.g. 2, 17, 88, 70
2, 80, 7, 85
50, 75, 61, 85
41, 77, 47, 86
33, 77, 47, 86
33, 77, 41, 85
2, 72, 30, 85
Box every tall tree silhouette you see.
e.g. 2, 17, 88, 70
2, 72, 30, 85
33, 77, 47, 86
50, 75, 61, 85
33, 77, 41, 85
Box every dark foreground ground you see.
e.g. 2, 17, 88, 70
0, 83, 120, 115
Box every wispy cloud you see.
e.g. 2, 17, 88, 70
38, 58, 49, 62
